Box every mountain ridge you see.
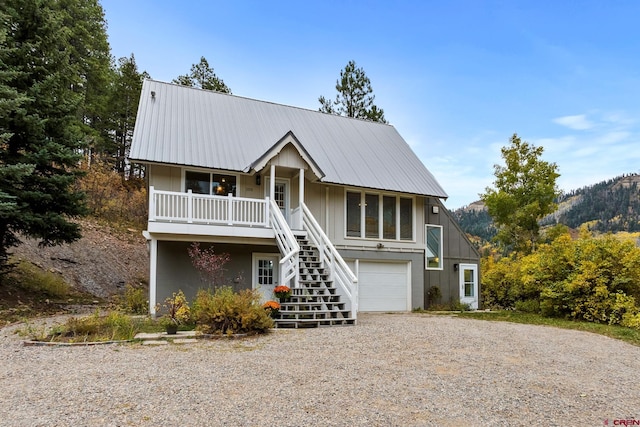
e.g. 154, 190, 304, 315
453, 173, 640, 241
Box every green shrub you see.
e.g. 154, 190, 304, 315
448, 300, 471, 311
192, 286, 273, 335
117, 284, 148, 314
483, 231, 640, 328
480, 255, 523, 309
622, 312, 640, 330
426, 286, 441, 306
514, 299, 540, 313
538, 235, 640, 325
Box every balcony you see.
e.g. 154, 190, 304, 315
147, 186, 274, 238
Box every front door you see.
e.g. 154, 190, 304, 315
459, 263, 478, 309
273, 179, 290, 221
253, 254, 280, 302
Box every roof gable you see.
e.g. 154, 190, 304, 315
246, 131, 325, 180
130, 79, 447, 198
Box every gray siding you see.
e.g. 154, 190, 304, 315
156, 241, 278, 305
424, 198, 481, 308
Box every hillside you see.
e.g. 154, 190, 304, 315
544, 174, 640, 232
454, 173, 640, 241
12, 219, 149, 298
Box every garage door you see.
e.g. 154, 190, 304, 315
357, 261, 410, 312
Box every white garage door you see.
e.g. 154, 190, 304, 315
357, 261, 410, 312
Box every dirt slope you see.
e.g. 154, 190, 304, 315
12, 219, 149, 298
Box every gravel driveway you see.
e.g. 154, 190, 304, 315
1, 313, 638, 426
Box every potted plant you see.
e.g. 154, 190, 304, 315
273, 285, 291, 300
263, 300, 281, 318
158, 290, 191, 334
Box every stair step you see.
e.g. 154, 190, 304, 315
279, 304, 346, 311
274, 318, 356, 328
291, 287, 335, 294
281, 297, 343, 304
278, 311, 350, 320
275, 235, 355, 329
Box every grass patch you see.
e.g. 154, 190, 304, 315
452, 310, 640, 347
13, 259, 72, 299
20, 311, 167, 343
0, 258, 98, 326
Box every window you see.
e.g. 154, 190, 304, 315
365, 193, 379, 238
383, 196, 396, 239
400, 198, 413, 240
346, 192, 361, 237
212, 174, 236, 196
464, 268, 475, 297
185, 171, 210, 194
425, 225, 443, 269
346, 190, 414, 241
185, 171, 236, 196
257, 258, 275, 286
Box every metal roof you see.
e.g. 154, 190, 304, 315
130, 79, 448, 198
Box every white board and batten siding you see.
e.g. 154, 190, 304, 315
348, 260, 411, 312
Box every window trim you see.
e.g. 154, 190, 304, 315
425, 224, 443, 270
344, 188, 415, 242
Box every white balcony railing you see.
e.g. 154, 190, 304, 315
149, 186, 269, 227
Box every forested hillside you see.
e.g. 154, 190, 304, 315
543, 174, 640, 232
455, 173, 640, 240
451, 201, 497, 243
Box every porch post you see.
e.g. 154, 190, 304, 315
148, 236, 158, 317
270, 164, 275, 201
299, 168, 304, 206
148, 186, 155, 221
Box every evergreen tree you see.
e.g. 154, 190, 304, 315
59, 0, 113, 155
173, 57, 231, 93
318, 60, 387, 123
102, 54, 149, 177
0, 0, 109, 272
0, 10, 32, 273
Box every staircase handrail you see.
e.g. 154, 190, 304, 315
300, 202, 358, 313
269, 199, 299, 287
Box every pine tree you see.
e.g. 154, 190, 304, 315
0, 0, 109, 273
318, 60, 387, 123
173, 57, 231, 93
101, 54, 149, 177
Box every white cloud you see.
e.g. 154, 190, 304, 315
552, 114, 594, 130
601, 111, 637, 127
597, 131, 630, 145
533, 135, 576, 157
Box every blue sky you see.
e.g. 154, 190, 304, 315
102, 0, 640, 209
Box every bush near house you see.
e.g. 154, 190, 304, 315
482, 230, 640, 329
191, 286, 273, 335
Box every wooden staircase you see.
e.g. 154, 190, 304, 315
273, 236, 356, 328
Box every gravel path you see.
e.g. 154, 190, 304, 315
1, 313, 638, 426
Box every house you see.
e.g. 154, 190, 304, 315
130, 79, 480, 327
